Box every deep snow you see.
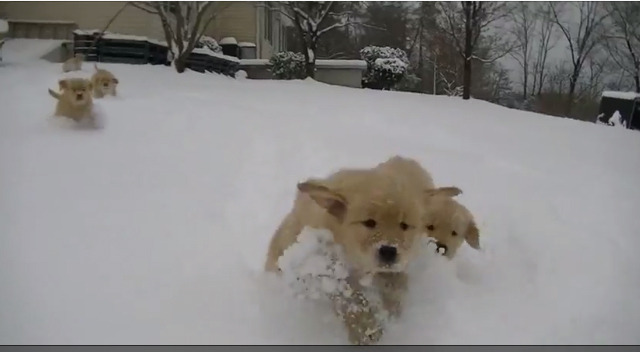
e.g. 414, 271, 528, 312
1, 39, 640, 344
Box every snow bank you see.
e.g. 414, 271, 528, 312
607, 110, 627, 128
235, 70, 248, 79
0, 38, 66, 64
1, 56, 639, 344
277, 227, 350, 301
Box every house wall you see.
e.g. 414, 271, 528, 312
257, 2, 289, 59
0, 1, 287, 59
0, 2, 164, 40
205, 2, 257, 45
315, 69, 364, 89
239, 59, 367, 89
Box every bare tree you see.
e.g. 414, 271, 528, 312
264, 1, 363, 78
486, 63, 512, 104
130, 2, 228, 73
549, 1, 608, 115
576, 55, 609, 101
531, 3, 558, 96
437, 1, 510, 100
438, 68, 463, 97
91, 3, 130, 49
509, 2, 535, 99
604, 2, 640, 93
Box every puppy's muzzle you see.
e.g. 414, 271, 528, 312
76, 93, 84, 100
435, 243, 447, 255
377, 245, 398, 264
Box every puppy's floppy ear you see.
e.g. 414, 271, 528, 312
425, 186, 463, 198
465, 220, 480, 250
297, 180, 347, 222
58, 79, 68, 91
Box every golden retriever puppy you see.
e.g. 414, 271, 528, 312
423, 191, 480, 259
47, 78, 94, 122
91, 64, 119, 98
265, 156, 460, 345
62, 53, 85, 73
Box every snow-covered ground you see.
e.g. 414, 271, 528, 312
1, 40, 640, 344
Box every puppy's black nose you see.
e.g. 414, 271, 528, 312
76, 94, 83, 99
378, 245, 398, 264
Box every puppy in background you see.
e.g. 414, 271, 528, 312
48, 78, 94, 123
373, 156, 479, 258
62, 53, 85, 72
423, 189, 480, 259
91, 63, 119, 98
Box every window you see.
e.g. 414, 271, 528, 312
161, 2, 179, 15
274, 16, 281, 50
263, 2, 273, 43
280, 24, 287, 51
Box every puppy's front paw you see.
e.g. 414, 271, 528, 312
344, 308, 383, 345
332, 279, 385, 345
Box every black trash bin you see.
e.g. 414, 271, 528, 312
220, 37, 239, 58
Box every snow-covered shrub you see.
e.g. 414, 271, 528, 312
360, 46, 410, 90
269, 51, 306, 80
395, 72, 421, 92
197, 36, 222, 53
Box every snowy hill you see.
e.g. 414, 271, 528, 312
1, 41, 640, 344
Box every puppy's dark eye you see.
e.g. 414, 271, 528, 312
362, 219, 377, 229
400, 222, 409, 231
426, 225, 434, 231
451, 231, 458, 236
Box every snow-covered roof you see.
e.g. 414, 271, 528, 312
602, 91, 640, 100
192, 47, 240, 63
72, 29, 101, 35
219, 37, 238, 45
72, 29, 168, 47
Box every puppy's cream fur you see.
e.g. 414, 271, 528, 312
91, 64, 119, 98
48, 78, 94, 122
265, 156, 460, 345
62, 53, 84, 72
